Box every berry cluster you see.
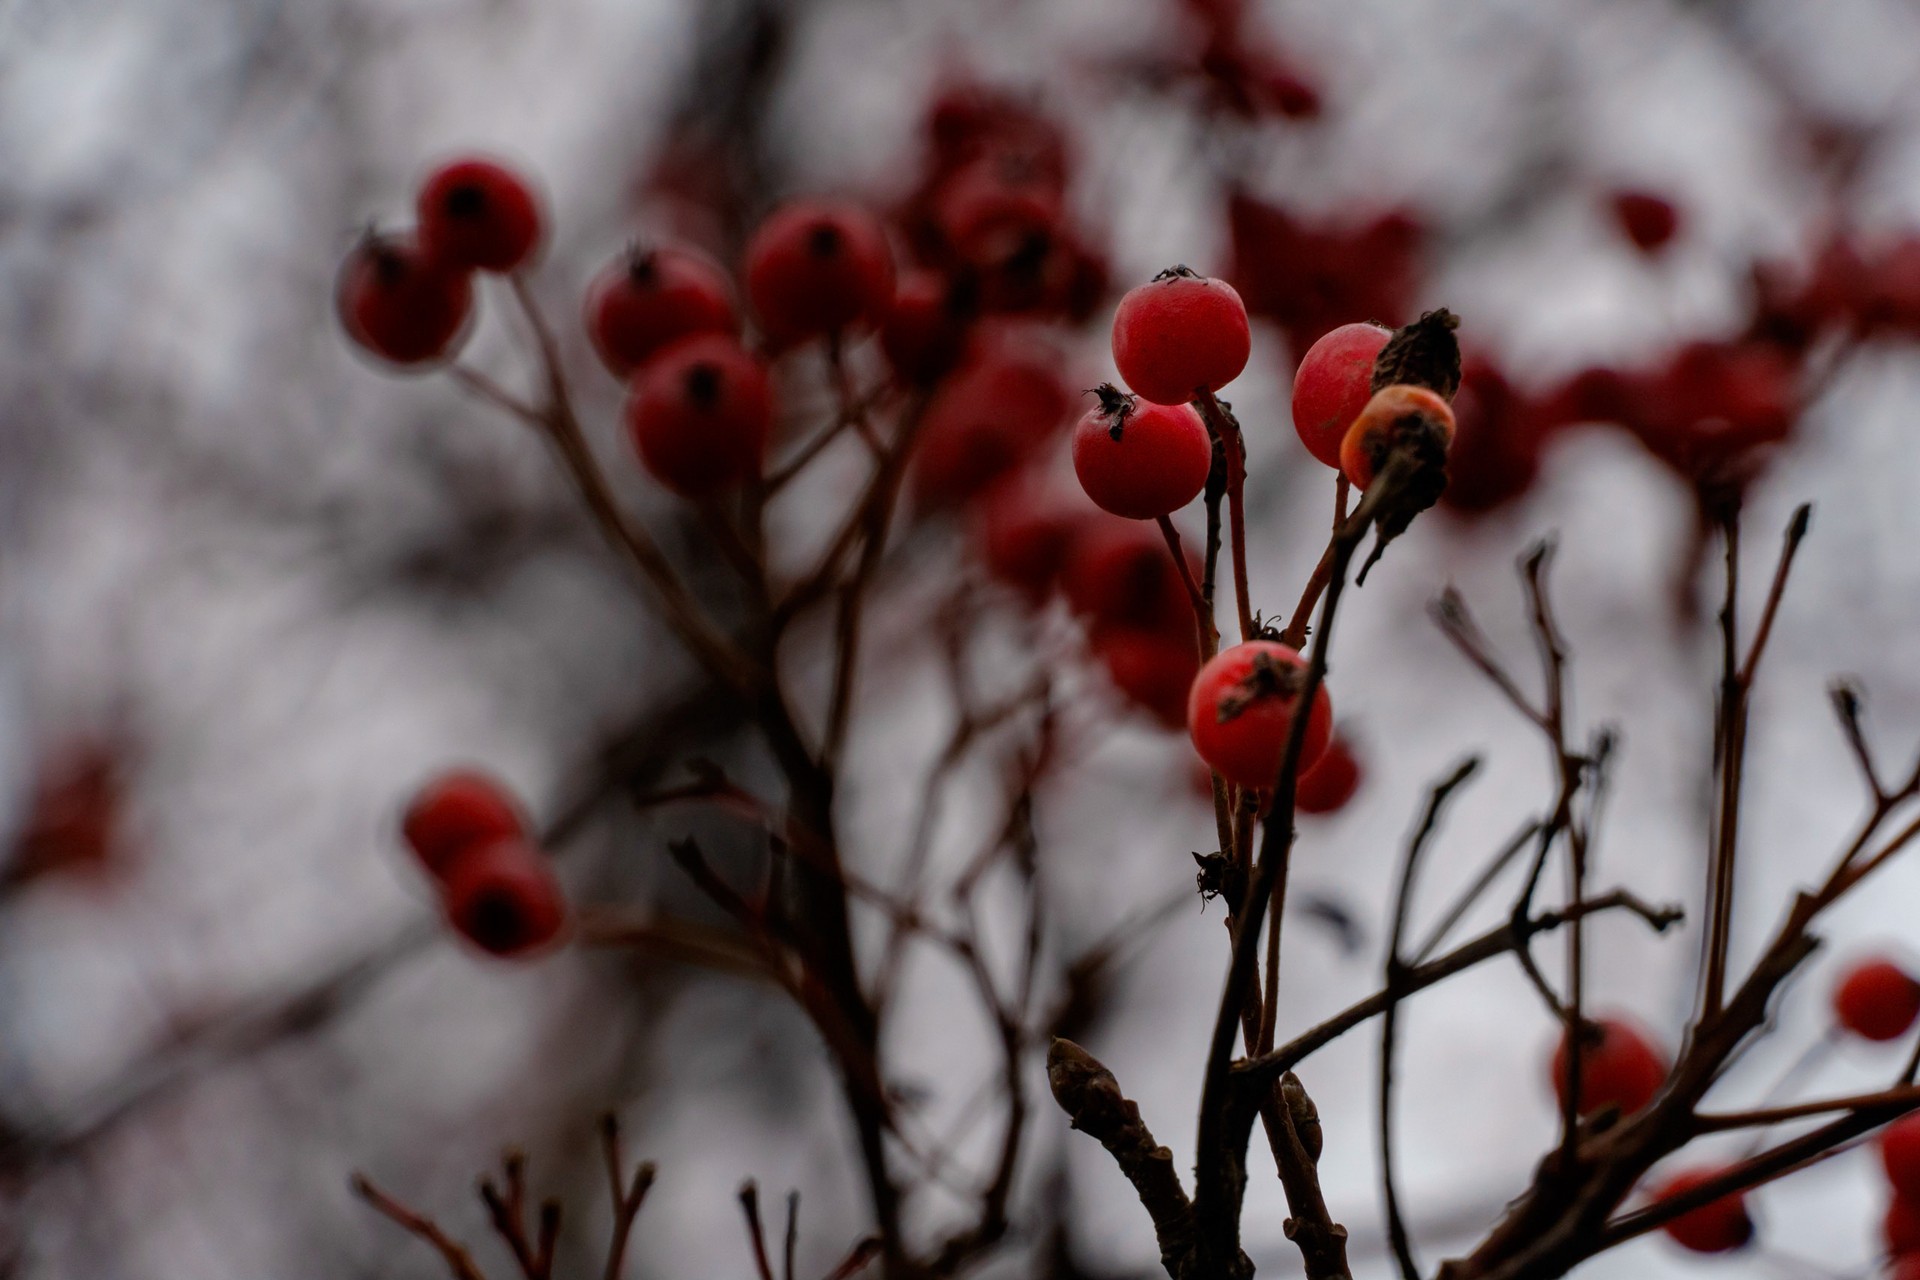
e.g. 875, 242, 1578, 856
401, 771, 566, 958
337, 156, 545, 366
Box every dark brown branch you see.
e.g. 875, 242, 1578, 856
1047, 1038, 1206, 1279
741, 1182, 778, 1280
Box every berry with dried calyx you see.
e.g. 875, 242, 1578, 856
1340, 384, 1456, 491
1551, 1015, 1668, 1118
743, 200, 896, 342
1186, 641, 1332, 791
336, 232, 474, 367
1650, 1168, 1754, 1254
1292, 322, 1391, 469
402, 770, 527, 880
585, 245, 737, 377
1111, 266, 1251, 406
441, 837, 568, 958
624, 335, 773, 497
1072, 383, 1212, 519
417, 157, 545, 273
1834, 956, 1920, 1042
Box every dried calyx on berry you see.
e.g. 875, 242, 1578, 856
1192, 849, 1247, 905
1214, 648, 1304, 723
1369, 307, 1462, 401
1342, 308, 1465, 582
1090, 382, 1135, 440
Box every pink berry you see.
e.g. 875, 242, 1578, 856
1111, 267, 1251, 406
1072, 384, 1213, 519
624, 335, 772, 496
1292, 322, 1391, 468
417, 157, 545, 273
1187, 641, 1332, 791
585, 245, 737, 377
743, 200, 895, 342
336, 232, 474, 367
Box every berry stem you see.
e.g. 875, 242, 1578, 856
1279, 474, 1350, 650
1196, 391, 1255, 642
1155, 516, 1217, 657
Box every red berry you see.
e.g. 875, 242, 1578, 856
1835, 957, 1920, 1042
881, 270, 972, 386
1060, 517, 1198, 635
1187, 641, 1332, 791
1296, 734, 1362, 815
1611, 189, 1680, 254
1883, 1114, 1920, 1200
1891, 1193, 1920, 1257
973, 478, 1084, 604
1292, 322, 1391, 468
1111, 267, 1251, 406
933, 153, 1063, 266
1650, 1168, 1753, 1254
402, 771, 527, 880
417, 157, 545, 273
624, 335, 773, 497
1339, 384, 1456, 489
1896, 1252, 1920, 1280
1072, 384, 1213, 519
910, 339, 1072, 509
585, 245, 737, 377
336, 233, 473, 367
1551, 1016, 1668, 1118
743, 200, 895, 342
1094, 625, 1200, 730
441, 837, 568, 958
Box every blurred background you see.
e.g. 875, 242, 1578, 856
8, 0, 1920, 1276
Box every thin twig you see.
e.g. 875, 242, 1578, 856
350, 1172, 490, 1280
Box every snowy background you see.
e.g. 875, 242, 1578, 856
6, 0, 1920, 1276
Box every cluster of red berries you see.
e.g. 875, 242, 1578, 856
1170, 0, 1321, 122
337, 156, 545, 366
1227, 190, 1424, 359
401, 771, 567, 958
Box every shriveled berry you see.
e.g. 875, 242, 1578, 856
1296, 734, 1362, 815
910, 339, 1072, 509
1339, 383, 1456, 490
1650, 1168, 1753, 1254
743, 200, 895, 342
441, 837, 568, 958
402, 770, 527, 880
1883, 1114, 1920, 1200
1835, 956, 1920, 1042
1187, 641, 1332, 791
624, 335, 772, 497
1094, 625, 1199, 730
1611, 189, 1680, 254
1552, 1016, 1668, 1118
417, 157, 545, 273
1111, 267, 1251, 406
336, 233, 473, 367
1292, 322, 1391, 468
585, 245, 736, 377
1060, 517, 1198, 635
1072, 384, 1212, 519
1890, 1193, 1920, 1257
